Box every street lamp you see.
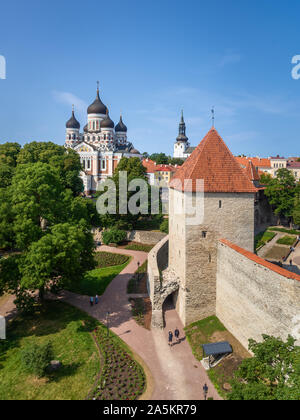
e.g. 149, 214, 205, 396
203, 383, 208, 400
106, 311, 110, 337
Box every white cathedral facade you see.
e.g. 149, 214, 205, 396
65, 84, 141, 194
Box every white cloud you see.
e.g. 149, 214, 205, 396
219, 53, 241, 67
52, 91, 88, 119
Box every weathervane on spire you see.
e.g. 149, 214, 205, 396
211, 107, 215, 128
72, 104, 74, 113
97, 81, 100, 92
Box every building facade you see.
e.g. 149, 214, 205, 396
65, 85, 141, 194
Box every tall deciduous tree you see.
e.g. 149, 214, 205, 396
264, 168, 296, 221
20, 223, 95, 299
228, 335, 300, 400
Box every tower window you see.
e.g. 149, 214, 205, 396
219, 200, 222, 209
202, 231, 207, 238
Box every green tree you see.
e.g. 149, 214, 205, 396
102, 228, 127, 245
264, 169, 296, 220
168, 157, 184, 166
97, 157, 150, 229
11, 162, 64, 250
293, 189, 300, 226
20, 223, 95, 299
149, 153, 169, 164
0, 188, 16, 249
17, 142, 83, 194
228, 335, 300, 400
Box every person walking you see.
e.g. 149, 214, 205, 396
174, 327, 180, 343
90, 296, 94, 306
168, 331, 173, 347
95, 294, 99, 305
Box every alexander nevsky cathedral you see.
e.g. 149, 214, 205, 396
65, 83, 141, 194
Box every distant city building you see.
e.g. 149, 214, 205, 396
142, 159, 177, 186
65, 84, 141, 194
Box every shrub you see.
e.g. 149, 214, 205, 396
21, 341, 54, 377
160, 219, 169, 234
125, 244, 153, 252
102, 228, 127, 245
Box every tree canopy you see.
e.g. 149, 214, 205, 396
0, 141, 96, 312
228, 335, 300, 400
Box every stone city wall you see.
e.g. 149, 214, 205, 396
216, 239, 300, 350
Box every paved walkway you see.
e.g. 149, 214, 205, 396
58, 245, 221, 400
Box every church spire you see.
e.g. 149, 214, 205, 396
176, 110, 188, 142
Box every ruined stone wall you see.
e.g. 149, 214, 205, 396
148, 235, 171, 327
168, 187, 187, 324
127, 230, 167, 245
183, 192, 255, 326
216, 240, 300, 350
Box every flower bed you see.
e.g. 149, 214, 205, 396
94, 252, 129, 268
90, 326, 146, 400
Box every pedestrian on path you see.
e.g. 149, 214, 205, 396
90, 296, 94, 306
168, 331, 173, 347
174, 327, 180, 343
95, 294, 99, 305
290, 259, 293, 266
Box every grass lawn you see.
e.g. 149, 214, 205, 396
185, 316, 250, 399
67, 259, 131, 296
276, 235, 297, 246
0, 301, 100, 400
255, 230, 276, 251
127, 261, 148, 294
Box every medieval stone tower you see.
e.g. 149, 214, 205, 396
168, 128, 257, 326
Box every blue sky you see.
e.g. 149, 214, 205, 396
0, 0, 300, 157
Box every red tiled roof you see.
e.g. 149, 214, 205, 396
288, 162, 300, 169
235, 156, 271, 169
220, 239, 300, 282
245, 160, 260, 182
169, 128, 257, 193
142, 159, 176, 173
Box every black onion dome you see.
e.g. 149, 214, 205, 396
100, 112, 114, 129
83, 124, 88, 133
66, 110, 80, 129
115, 115, 127, 132
87, 88, 107, 115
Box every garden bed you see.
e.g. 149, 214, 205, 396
264, 245, 292, 261
90, 326, 146, 400
276, 235, 297, 246
94, 252, 129, 268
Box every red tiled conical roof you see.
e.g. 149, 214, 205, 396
169, 128, 258, 193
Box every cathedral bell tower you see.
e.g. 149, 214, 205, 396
173, 111, 190, 158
